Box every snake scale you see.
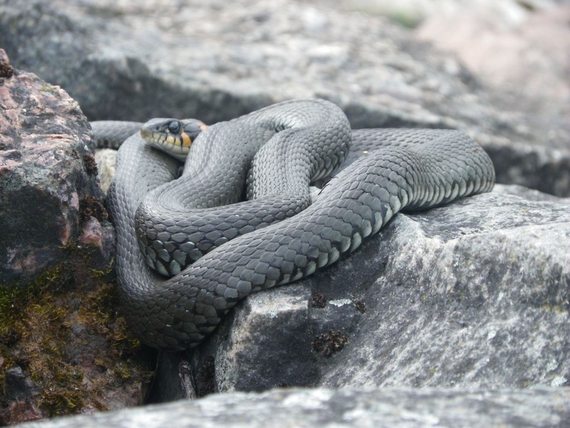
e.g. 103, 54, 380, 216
92, 99, 495, 351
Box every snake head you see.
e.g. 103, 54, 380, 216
140, 118, 208, 161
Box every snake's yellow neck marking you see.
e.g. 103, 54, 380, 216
181, 133, 191, 148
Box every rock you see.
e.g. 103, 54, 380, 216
0, 0, 569, 422
492, 183, 570, 204
318, 185, 570, 390
463, 136, 570, 209
0, 50, 152, 421
0, 367, 42, 426
0, 0, 569, 195
0, 48, 107, 284
0, 366, 42, 425
301, 0, 562, 27
417, 2, 570, 142
196, 285, 318, 393
17, 387, 570, 428
155, 185, 568, 395
94, 149, 116, 195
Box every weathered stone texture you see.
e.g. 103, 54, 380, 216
18, 387, 570, 428
0, 0, 568, 195
0, 48, 110, 283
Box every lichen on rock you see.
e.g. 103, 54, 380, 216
0, 49, 153, 424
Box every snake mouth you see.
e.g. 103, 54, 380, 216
140, 118, 208, 161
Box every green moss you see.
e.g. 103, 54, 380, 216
40, 82, 61, 97
449, 287, 465, 303
0, 263, 75, 415
76, 281, 142, 356
0, 248, 151, 418
388, 11, 421, 28
0, 262, 68, 339
540, 303, 568, 314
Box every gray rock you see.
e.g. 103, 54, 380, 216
168, 185, 568, 394
477, 135, 570, 198
319, 186, 570, 390
94, 149, 116, 195
1, 0, 569, 423
416, 2, 570, 197
492, 183, 570, 204
0, 0, 568, 195
198, 285, 318, 393
301, 0, 562, 27
17, 387, 570, 428
417, 2, 570, 147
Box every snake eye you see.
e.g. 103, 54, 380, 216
167, 121, 181, 134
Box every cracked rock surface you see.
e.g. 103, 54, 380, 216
0, 0, 568, 425
1, 0, 569, 196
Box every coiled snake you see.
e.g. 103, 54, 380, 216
92, 99, 495, 351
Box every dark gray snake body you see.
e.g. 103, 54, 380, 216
95, 99, 495, 350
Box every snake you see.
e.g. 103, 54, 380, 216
92, 99, 495, 351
